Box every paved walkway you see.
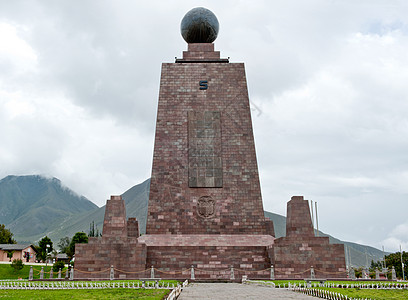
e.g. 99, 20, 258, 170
178, 283, 316, 299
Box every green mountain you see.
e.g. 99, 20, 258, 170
1, 175, 385, 267
0, 175, 97, 242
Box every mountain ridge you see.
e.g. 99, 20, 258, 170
0, 175, 98, 242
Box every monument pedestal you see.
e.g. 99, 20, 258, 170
75, 196, 146, 279
273, 196, 346, 279
140, 234, 274, 279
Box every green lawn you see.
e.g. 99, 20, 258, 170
0, 288, 169, 299
270, 280, 406, 286
318, 287, 408, 300
256, 280, 408, 299
0, 264, 63, 280
0, 264, 179, 285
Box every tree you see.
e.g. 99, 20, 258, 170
385, 251, 408, 279
37, 236, 53, 263
88, 221, 100, 237
6, 250, 15, 262
369, 259, 382, 271
0, 224, 17, 244
53, 260, 65, 272
68, 232, 88, 258
370, 251, 408, 279
58, 236, 71, 253
10, 259, 24, 273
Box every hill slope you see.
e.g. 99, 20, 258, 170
42, 178, 151, 243
0, 175, 98, 242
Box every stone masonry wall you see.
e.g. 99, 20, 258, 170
147, 43, 269, 235
147, 245, 271, 279
75, 237, 146, 279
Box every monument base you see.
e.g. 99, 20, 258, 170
74, 195, 346, 280
273, 196, 347, 279
75, 236, 147, 279
273, 236, 346, 279
140, 234, 274, 279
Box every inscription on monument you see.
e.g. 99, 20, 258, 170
188, 111, 222, 187
197, 196, 215, 218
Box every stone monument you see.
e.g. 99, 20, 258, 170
74, 7, 346, 280
273, 196, 346, 278
74, 196, 146, 279
141, 6, 275, 278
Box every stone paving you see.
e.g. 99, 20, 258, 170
178, 283, 317, 299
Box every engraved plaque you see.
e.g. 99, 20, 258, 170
197, 196, 216, 218
188, 111, 222, 187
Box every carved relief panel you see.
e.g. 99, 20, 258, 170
188, 111, 222, 188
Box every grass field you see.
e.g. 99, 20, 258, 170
257, 280, 408, 299
270, 279, 406, 286
0, 288, 170, 299
0, 264, 62, 280
318, 287, 408, 300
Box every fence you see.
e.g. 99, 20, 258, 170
166, 280, 188, 300
60, 265, 277, 281
0, 280, 177, 290
291, 287, 372, 300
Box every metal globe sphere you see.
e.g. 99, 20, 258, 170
180, 7, 219, 43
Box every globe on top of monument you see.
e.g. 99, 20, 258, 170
180, 7, 219, 43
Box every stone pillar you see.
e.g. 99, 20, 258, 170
127, 218, 139, 237
376, 268, 380, 279
58, 268, 61, 279
110, 265, 114, 280
350, 267, 355, 280
191, 265, 195, 280
49, 268, 53, 279
392, 266, 396, 281
286, 196, 315, 238
29, 266, 33, 280
40, 267, 44, 280
102, 196, 128, 238
310, 266, 315, 279
363, 268, 369, 279
151, 266, 155, 279
230, 266, 235, 281
70, 268, 74, 280
270, 265, 275, 280
65, 268, 69, 279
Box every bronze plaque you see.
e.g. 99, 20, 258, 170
188, 111, 222, 187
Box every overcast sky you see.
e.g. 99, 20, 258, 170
1, 0, 407, 253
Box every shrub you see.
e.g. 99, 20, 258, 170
53, 260, 65, 272
10, 259, 24, 272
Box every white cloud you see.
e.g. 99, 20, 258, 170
0, 22, 37, 74
382, 221, 408, 252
